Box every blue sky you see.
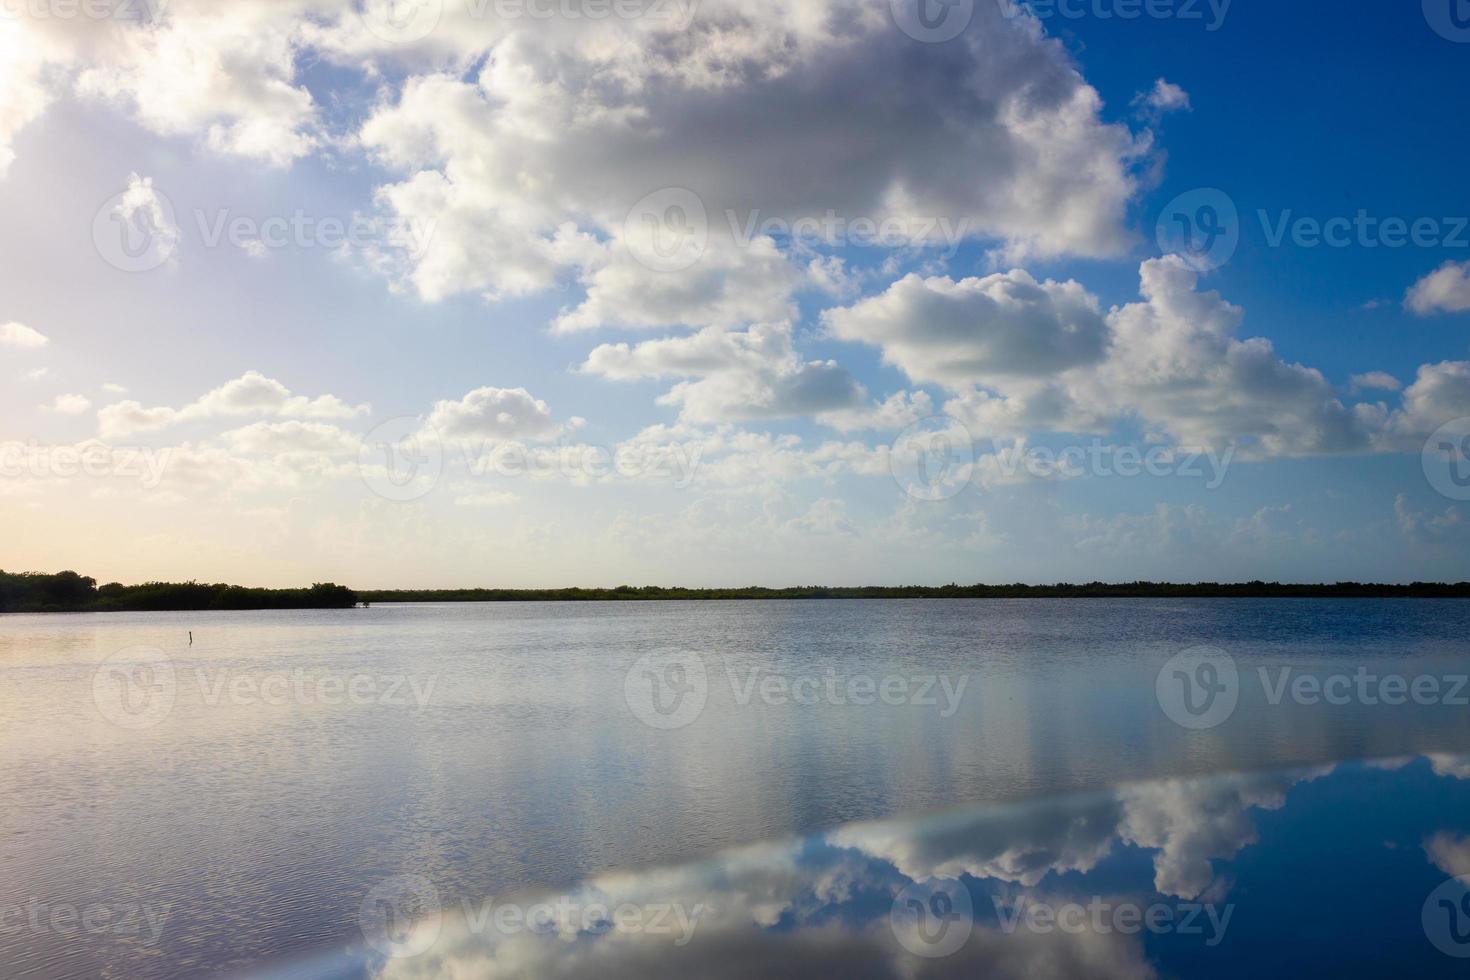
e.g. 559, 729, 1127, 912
1, 0, 1469, 587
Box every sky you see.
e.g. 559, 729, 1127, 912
2, 0, 1470, 588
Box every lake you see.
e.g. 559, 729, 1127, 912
3, 599, 1470, 977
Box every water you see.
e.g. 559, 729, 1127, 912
359, 756, 1470, 979
2, 599, 1469, 978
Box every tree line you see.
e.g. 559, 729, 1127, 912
0, 570, 358, 613
360, 581, 1470, 603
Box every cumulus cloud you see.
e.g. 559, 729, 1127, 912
97, 370, 369, 438
43, 393, 92, 415
221, 420, 362, 456
581, 322, 865, 424
1406, 260, 1470, 315
427, 386, 562, 442
818, 390, 935, 432
825, 257, 1396, 455
1425, 831, 1470, 877
824, 269, 1109, 387
1132, 78, 1191, 119
1349, 371, 1401, 394
0, 321, 48, 349
351, 0, 1144, 315
1382, 360, 1470, 444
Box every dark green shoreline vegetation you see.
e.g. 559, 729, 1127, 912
0, 571, 357, 613
5, 571, 1470, 613
359, 582, 1470, 602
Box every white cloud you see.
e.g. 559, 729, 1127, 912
826, 257, 1383, 456
0, 321, 49, 349
1132, 78, 1191, 118
1425, 831, 1470, 877
823, 269, 1109, 387
98, 370, 370, 438
102, 382, 128, 394
818, 390, 935, 433
581, 322, 865, 423
221, 420, 362, 456
454, 490, 521, 508
427, 386, 562, 442
104, 173, 182, 267
1383, 360, 1470, 444
1406, 260, 1470, 315
1349, 371, 1400, 393
43, 393, 93, 415
0, 19, 55, 177
353, 1, 1144, 312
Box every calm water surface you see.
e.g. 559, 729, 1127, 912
2, 599, 1470, 977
